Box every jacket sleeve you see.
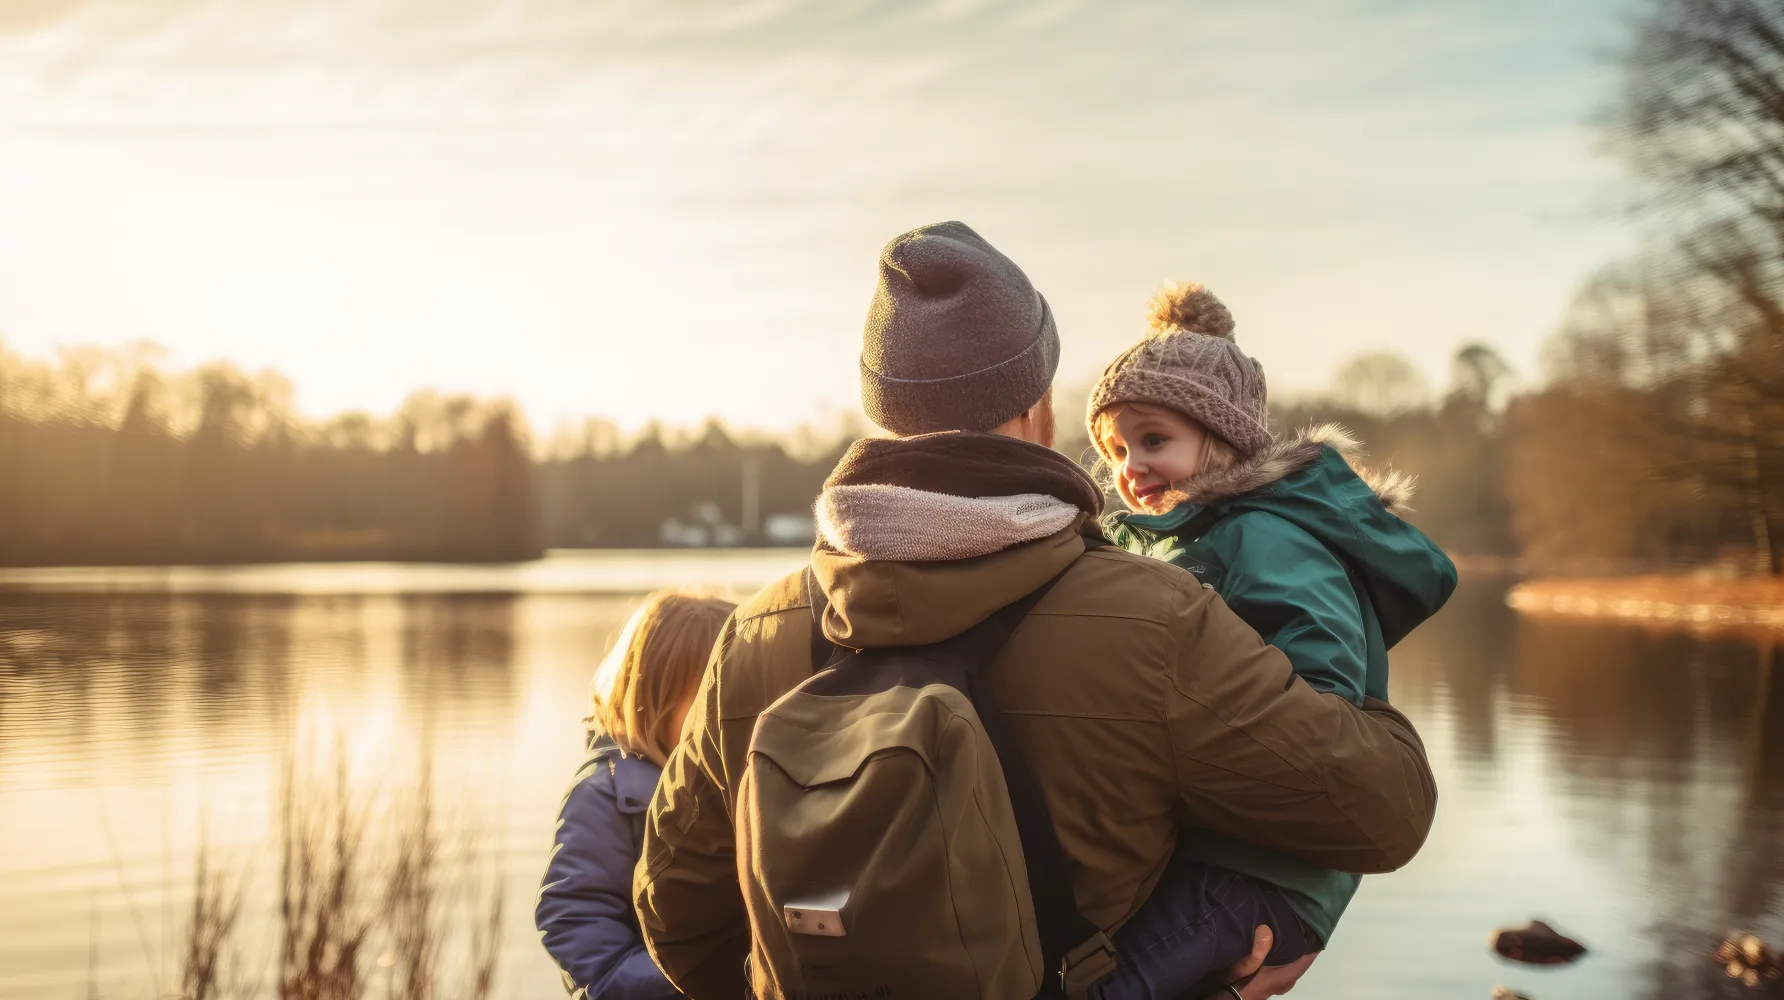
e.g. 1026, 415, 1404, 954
1164, 573, 1437, 874
634, 627, 751, 1000
537, 763, 682, 1000
1210, 515, 1369, 706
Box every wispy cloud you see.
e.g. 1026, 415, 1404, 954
0, 0, 1639, 429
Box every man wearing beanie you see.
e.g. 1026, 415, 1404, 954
859, 220, 1061, 437
635, 222, 1437, 1000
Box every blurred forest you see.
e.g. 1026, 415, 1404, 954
0, 345, 540, 565
4, 0, 1782, 572
0, 332, 1662, 570
0, 340, 849, 564
1498, 0, 1784, 576
537, 419, 846, 548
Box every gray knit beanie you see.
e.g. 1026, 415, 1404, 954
1086, 281, 1271, 459
860, 221, 1060, 436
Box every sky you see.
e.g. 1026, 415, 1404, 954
0, 0, 1640, 433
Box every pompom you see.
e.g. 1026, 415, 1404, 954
1147, 281, 1235, 340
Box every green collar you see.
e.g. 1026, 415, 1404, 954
1112, 501, 1214, 533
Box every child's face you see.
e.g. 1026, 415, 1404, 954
1099, 403, 1208, 514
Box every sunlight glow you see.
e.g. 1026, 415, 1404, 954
0, 0, 1635, 431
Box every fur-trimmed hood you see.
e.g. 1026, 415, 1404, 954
1108, 422, 1454, 653
1164, 423, 1416, 515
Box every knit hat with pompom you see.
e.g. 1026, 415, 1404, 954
1086, 281, 1271, 459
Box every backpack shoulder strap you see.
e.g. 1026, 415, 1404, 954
807, 568, 843, 672
958, 567, 1103, 995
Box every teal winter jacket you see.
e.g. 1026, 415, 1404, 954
1103, 425, 1457, 943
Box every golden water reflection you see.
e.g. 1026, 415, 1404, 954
1, 559, 1781, 999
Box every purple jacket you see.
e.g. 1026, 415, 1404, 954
537, 735, 681, 999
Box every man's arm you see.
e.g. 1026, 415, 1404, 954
1165, 573, 1436, 874
633, 628, 750, 1000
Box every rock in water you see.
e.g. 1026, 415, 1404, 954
1714, 932, 1782, 986
1491, 920, 1588, 965
1490, 986, 1532, 1000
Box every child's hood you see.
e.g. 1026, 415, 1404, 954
586, 731, 664, 815
1128, 423, 1457, 647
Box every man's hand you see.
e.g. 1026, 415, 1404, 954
1205, 926, 1320, 999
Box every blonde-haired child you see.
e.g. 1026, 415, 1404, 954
1083, 282, 1456, 999
537, 591, 735, 999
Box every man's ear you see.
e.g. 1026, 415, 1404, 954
988, 388, 1055, 447
1030, 390, 1057, 449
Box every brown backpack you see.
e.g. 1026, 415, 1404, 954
735, 564, 1114, 1000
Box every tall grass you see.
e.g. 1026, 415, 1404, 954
177, 752, 505, 1000
278, 755, 373, 1000
181, 845, 244, 1000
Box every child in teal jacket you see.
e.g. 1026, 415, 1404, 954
1084, 281, 1457, 1000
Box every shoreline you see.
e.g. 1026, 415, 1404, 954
1506, 575, 1784, 633
0, 543, 818, 571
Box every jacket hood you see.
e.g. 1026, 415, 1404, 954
1164, 423, 1415, 514
586, 732, 663, 813
1119, 423, 1452, 647
811, 430, 1099, 647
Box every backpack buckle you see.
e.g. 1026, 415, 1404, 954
784, 889, 850, 937
1058, 930, 1117, 997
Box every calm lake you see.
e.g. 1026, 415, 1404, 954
2, 550, 1781, 999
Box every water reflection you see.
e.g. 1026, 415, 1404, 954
399, 593, 520, 705
1639, 638, 1784, 999
1, 565, 1783, 998
1462, 607, 1784, 999
0, 585, 572, 1000
0, 592, 524, 772
1389, 577, 1514, 763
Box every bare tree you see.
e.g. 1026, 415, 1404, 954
1448, 343, 1514, 410
1599, 0, 1784, 572
1328, 351, 1432, 417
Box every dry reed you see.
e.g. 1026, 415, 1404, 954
176, 749, 505, 1000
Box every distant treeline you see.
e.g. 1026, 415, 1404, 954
0, 329, 1766, 570
0, 341, 856, 564
538, 420, 846, 548
0, 347, 539, 566
1498, 0, 1784, 575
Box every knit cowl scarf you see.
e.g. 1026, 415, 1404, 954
815, 431, 1103, 562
